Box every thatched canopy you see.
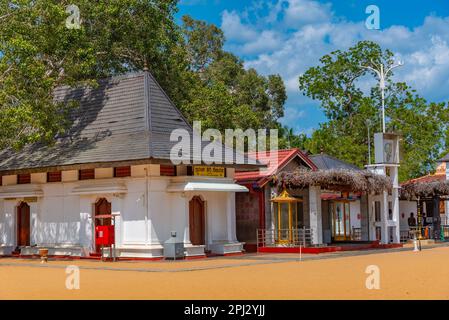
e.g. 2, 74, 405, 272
276, 169, 392, 194
400, 180, 449, 201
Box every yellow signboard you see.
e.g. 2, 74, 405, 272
193, 166, 225, 177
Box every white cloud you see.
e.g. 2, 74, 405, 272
283, 0, 332, 27
221, 10, 258, 42
220, 1, 449, 131
241, 30, 283, 55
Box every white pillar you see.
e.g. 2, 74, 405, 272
30, 202, 38, 246
309, 186, 322, 245
226, 192, 237, 242
381, 190, 389, 244
111, 197, 122, 247
392, 165, 400, 243
183, 195, 191, 244
79, 197, 93, 252
391, 188, 400, 243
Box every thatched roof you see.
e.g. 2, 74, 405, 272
276, 169, 392, 194
400, 180, 449, 200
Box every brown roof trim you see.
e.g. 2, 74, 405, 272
0, 158, 264, 176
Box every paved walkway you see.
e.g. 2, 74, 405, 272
2, 244, 449, 299
0, 242, 447, 273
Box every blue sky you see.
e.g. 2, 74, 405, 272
177, 0, 449, 135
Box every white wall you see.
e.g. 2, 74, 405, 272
350, 200, 361, 229
0, 165, 233, 252
399, 200, 417, 231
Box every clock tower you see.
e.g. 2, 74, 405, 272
367, 132, 401, 244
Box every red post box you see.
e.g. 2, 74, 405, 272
95, 225, 115, 246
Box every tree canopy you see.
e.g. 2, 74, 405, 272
299, 41, 449, 181
0, 1, 286, 149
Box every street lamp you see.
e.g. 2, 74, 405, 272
361, 59, 404, 133
366, 119, 372, 165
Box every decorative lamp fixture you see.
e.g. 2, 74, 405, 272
270, 189, 302, 244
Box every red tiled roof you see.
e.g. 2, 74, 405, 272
235, 148, 317, 187
402, 173, 446, 185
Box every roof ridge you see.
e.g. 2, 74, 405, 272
310, 153, 359, 168
145, 71, 193, 133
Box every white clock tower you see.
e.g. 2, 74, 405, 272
367, 132, 401, 244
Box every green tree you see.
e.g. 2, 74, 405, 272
0, 0, 184, 149
0, 4, 289, 150
278, 125, 310, 150
179, 16, 287, 131
299, 41, 449, 181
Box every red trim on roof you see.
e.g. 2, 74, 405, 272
402, 173, 446, 186
235, 148, 317, 187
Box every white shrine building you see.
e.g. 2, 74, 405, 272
0, 71, 257, 259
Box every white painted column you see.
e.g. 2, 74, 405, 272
226, 192, 237, 242
79, 196, 93, 252
391, 166, 400, 243
111, 196, 122, 247
4, 201, 16, 246
309, 186, 323, 245
183, 195, 191, 244
381, 191, 389, 244
30, 202, 38, 246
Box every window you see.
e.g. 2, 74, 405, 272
114, 166, 131, 178
160, 165, 176, 176
17, 174, 31, 184
374, 201, 381, 222
79, 169, 95, 180
47, 171, 62, 183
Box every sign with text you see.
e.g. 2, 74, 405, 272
193, 166, 225, 177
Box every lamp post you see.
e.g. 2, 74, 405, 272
361, 59, 404, 133
366, 119, 372, 165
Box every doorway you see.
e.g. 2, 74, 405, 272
94, 198, 111, 253
331, 201, 351, 241
189, 196, 205, 245
17, 202, 30, 247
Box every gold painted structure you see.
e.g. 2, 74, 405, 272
271, 189, 302, 243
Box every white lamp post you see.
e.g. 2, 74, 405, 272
361, 59, 404, 133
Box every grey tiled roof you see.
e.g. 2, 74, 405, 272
309, 153, 361, 171
0, 71, 259, 173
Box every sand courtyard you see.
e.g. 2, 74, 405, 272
1, 244, 449, 300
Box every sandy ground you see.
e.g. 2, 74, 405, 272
1, 246, 449, 299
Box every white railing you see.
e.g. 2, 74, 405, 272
257, 228, 313, 248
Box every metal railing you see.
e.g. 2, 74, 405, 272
400, 226, 442, 242
257, 228, 313, 248
400, 230, 412, 243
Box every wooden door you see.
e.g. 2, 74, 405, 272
17, 202, 30, 246
189, 196, 205, 245
331, 201, 351, 241
95, 198, 111, 253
